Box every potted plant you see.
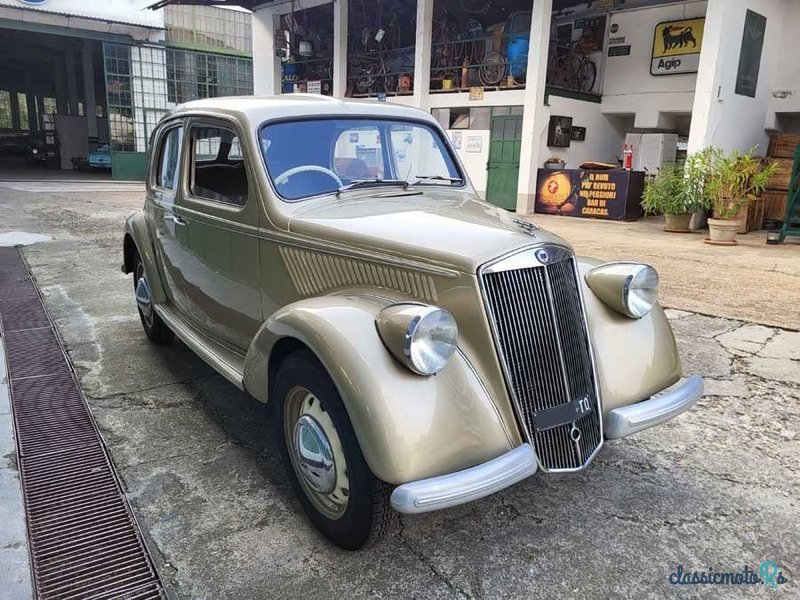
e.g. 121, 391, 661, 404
641, 162, 695, 232
704, 148, 777, 245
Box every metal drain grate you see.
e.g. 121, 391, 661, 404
0, 247, 166, 600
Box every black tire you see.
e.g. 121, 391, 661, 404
132, 251, 174, 345
273, 348, 396, 550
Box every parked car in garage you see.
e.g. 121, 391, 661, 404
122, 96, 702, 550
88, 144, 111, 170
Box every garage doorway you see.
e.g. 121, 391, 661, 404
486, 112, 523, 210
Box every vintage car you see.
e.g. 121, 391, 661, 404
122, 96, 703, 550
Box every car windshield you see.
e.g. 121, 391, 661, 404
259, 118, 463, 201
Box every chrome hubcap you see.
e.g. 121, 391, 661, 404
135, 265, 154, 327
293, 415, 336, 494
284, 387, 350, 520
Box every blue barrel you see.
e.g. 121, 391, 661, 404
507, 36, 529, 77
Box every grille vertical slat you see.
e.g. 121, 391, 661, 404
481, 250, 602, 471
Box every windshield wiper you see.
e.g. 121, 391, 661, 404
336, 179, 409, 196
409, 174, 464, 185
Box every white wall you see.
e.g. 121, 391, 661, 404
689, 0, 787, 153
602, 1, 707, 127
447, 130, 491, 197
767, 0, 800, 127
538, 96, 627, 169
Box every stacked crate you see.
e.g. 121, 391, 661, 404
762, 133, 800, 224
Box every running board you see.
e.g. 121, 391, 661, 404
154, 304, 245, 390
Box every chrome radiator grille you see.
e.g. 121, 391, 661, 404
481, 248, 602, 471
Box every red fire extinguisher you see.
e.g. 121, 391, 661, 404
623, 144, 633, 170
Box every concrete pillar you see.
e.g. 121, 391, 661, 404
688, 0, 787, 154
516, 0, 552, 214
253, 8, 282, 95
412, 0, 433, 110
333, 0, 348, 97
66, 48, 80, 116
54, 55, 69, 116
82, 41, 98, 138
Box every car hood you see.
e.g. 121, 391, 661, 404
287, 191, 571, 274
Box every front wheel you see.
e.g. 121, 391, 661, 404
273, 349, 396, 550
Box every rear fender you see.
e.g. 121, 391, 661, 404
123, 210, 167, 304
243, 293, 513, 485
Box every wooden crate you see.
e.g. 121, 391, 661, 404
736, 197, 767, 233
767, 133, 800, 158
765, 158, 793, 191
763, 190, 789, 221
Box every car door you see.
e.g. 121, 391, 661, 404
173, 118, 262, 352
147, 120, 193, 316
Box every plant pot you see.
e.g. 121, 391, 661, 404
706, 218, 740, 245
664, 212, 692, 232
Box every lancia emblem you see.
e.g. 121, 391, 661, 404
536, 249, 550, 264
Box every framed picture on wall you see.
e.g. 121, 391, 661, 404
547, 115, 573, 148
571, 126, 587, 141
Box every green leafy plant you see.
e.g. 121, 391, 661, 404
641, 163, 691, 215
641, 155, 711, 215
704, 147, 777, 220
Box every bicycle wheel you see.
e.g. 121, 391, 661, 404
576, 59, 597, 92
479, 51, 506, 86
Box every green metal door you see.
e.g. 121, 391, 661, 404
486, 115, 523, 210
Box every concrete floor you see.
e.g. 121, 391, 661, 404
0, 183, 798, 599
531, 214, 800, 330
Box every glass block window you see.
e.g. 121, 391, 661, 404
0, 91, 11, 129
17, 93, 29, 130
164, 5, 252, 56
104, 42, 253, 153
167, 50, 253, 104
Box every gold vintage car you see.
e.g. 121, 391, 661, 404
122, 96, 702, 550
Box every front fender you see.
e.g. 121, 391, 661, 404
243, 294, 513, 485
123, 210, 167, 304
576, 257, 682, 427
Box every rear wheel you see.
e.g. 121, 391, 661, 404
132, 252, 173, 344
273, 349, 396, 550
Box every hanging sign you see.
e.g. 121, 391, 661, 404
651, 18, 705, 75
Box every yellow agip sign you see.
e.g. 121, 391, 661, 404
651, 18, 705, 75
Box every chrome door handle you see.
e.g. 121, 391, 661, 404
170, 215, 187, 226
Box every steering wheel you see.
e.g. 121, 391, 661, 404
274, 165, 343, 188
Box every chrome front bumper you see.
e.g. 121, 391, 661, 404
390, 444, 538, 514
605, 375, 704, 439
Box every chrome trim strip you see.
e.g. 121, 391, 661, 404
390, 443, 537, 514
477, 243, 604, 473
606, 376, 703, 439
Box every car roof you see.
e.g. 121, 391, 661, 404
169, 94, 438, 126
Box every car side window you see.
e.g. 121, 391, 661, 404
157, 126, 183, 191
189, 125, 248, 206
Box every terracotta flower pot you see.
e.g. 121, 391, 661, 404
707, 218, 740, 244
664, 213, 692, 232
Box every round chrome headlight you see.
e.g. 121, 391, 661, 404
376, 304, 458, 375
585, 262, 659, 319
624, 265, 659, 318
